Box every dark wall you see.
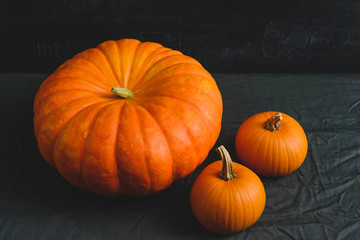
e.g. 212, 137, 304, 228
1, 0, 360, 73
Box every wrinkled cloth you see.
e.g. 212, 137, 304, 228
0, 73, 359, 240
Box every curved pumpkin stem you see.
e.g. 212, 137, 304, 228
265, 112, 283, 131
111, 87, 134, 99
216, 145, 236, 181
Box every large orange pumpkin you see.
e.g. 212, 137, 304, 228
190, 145, 266, 234
235, 112, 308, 177
33, 39, 223, 196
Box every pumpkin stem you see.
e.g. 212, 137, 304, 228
111, 87, 134, 99
216, 145, 236, 181
265, 112, 283, 131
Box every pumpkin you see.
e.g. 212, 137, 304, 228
33, 39, 223, 196
235, 112, 308, 177
190, 145, 266, 234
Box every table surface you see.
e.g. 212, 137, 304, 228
0, 73, 359, 240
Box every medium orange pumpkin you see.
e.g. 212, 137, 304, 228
190, 146, 266, 234
33, 39, 223, 196
235, 112, 308, 177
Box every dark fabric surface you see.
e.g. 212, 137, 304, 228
0, 73, 359, 239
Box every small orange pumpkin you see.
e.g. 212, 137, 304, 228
190, 145, 266, 234
235, 111, 308, 177
33, 39, 223, 196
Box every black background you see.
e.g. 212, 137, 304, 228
1, 0, 360, 73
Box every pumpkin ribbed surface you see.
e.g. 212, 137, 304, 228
190, 146, 266, 234
33, 39, 223, 196
235, 111, 307, 177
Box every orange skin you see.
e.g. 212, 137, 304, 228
235, 111, 308, 177
33, 39, 223, 196
190, 160, 266, 234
